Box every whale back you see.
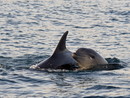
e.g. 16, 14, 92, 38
35, 31, 78, 70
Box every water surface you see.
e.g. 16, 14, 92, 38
0, 0, 130, 97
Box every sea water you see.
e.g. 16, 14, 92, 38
0, 0, 130, 97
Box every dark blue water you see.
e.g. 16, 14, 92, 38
0, 0, 130, 97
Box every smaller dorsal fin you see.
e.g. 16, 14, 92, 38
53, 31, 68, 54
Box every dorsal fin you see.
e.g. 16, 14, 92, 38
53, 31, 68, 54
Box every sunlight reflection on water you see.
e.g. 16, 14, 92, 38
0, 0, 130, 97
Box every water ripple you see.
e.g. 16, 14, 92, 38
0, 0, 130, 97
